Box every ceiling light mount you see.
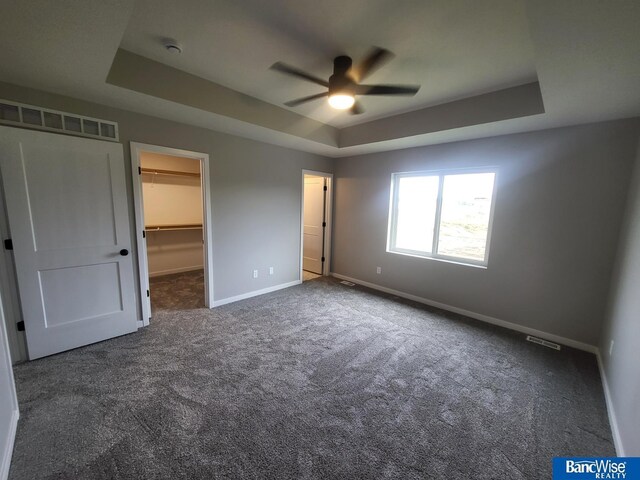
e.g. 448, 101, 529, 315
163, 39, 183, 54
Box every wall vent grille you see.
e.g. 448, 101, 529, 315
340, 280, 356, 287
0, 99, 119, 142
526, 335, 561, 350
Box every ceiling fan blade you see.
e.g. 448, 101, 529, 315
356, 84, 420, 96
284, 92, 328, 107
352, 47, 394, 82
270, 62, 329, 87
349, 101, 364, 115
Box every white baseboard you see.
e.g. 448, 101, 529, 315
596, 350, 625, 456
330, 272, 598, 353
0, 409, 18, 480
212, 280, 301, 307
148, 265, 203, 278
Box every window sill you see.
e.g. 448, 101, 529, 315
386, 249, 488, 269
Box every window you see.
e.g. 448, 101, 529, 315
387, 169, 497, 266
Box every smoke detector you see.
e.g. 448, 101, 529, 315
163, 40, 183, 54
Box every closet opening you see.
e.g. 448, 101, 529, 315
301, 170, 333, 282
131, 143, 213, 325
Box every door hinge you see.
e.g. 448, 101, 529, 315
147, 289, 150, 297
142, 230, 146, 238
323, 185, 327, 191
321, 256, 325, 262
3, 239, 13, 250
16, 320, 25, 332
138, 166, 142, 175
322, 222, 326, 227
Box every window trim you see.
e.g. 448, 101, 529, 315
386, 167, 498, 267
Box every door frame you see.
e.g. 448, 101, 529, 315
130, 142, 213, 325
0, 289, 19, 479
0, 168, 27, 364
300, 170, 333, 279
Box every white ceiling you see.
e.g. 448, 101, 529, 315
0, 0, 638, 157
120, 0, 537, 128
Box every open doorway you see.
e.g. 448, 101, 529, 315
131, 143, 213, 325
301, 170, 332, 282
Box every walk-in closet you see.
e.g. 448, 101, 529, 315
141, 152, 205, 310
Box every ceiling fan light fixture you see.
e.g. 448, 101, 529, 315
272, 47, 419, 115
328, 93, 355, 110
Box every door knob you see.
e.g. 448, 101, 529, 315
120, 249, 129, 256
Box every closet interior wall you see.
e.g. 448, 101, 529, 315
140, 152, 204, 277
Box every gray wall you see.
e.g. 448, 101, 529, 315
332, 119, 640, 346
600, 137, 640, 456
0, 82, 334, 316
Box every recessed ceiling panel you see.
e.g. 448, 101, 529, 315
120, 0, 538, 127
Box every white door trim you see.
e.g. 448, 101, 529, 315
0, 292, 19, 480
300, 170, 333, 280
130, 142, 213, 324
0, 181, 27, 364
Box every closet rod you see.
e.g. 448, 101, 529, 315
140, 167, 200, 178
145, 224, 203, 231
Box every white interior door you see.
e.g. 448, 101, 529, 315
303, 175, 325, 274
0, 127, 137, 359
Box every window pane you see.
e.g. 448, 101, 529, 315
437, 173, 495, 261
394, 176, 439, 252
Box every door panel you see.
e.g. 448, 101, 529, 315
21, 143, 118, 250
0, 126, 137, 359
40, 262, 123, 327
303, 175, 325, 275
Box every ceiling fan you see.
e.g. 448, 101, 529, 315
270, 47, 420, 114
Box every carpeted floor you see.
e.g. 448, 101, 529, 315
150, 269, 205, 312
9, 276, 614, 479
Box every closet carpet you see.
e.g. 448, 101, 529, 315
149, 269, 205, 311
9, 276, 614, 479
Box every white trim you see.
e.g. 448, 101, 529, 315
386, 249, 488, 269
596, 350, 625, 456
148, 265, 203, 278
0, 181, 27, 364
330, 272, 598, 353
0, 284, 19, 480
0, 409, 18, 480
212, 280, 301, 307
300, 170, 333, 280
130, 142, 214, 325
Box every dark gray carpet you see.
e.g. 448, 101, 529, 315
9, 276, 614, 479
150, 269, 205, 311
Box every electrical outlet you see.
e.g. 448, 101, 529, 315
269, 267, 274, 275
609, 340, 614, 356
376, 267, 382, 274
253, 269, 258, 279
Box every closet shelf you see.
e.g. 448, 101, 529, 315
140, 167, 200, 178
145, 224, 203, 231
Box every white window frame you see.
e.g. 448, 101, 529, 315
386, 167, 498, 267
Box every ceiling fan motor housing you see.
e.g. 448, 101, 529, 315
329, 55, 355, 96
